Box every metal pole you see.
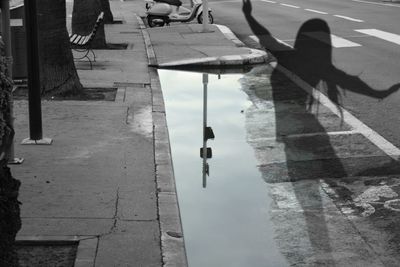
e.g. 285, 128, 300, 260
202, 73, 208, 188
21, 0, 52, 145
24, 0, 43, 141
202, 0, 208, 32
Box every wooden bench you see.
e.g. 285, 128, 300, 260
69, 12, 104, 69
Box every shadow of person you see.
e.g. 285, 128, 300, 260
241, 0, 400, 265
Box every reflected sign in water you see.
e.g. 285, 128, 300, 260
159, 69, 287, 267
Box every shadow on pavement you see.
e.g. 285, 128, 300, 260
241, 0, 400, 264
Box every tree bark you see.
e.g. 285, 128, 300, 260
72, 0, 107, 49
100, 0, 114, 24
0, 39, 21, 267
37, 0, 83, 96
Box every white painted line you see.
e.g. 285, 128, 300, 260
253, 130, 360, 141
352, 0, 400, 8
275, 64, 400, 160
215, 24, 246, 47
304, 32, 361, 48
249, 35, 294, 49
261, 0, 277, 3
276, 38, 294, 48
355, 29, 400, 46
334, 15, 364, 22
280, 3, 300, 8
249, 35, 259, 42
305, 9, 328, 15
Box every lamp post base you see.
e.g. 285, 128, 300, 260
21, 137, 53, 145
8, 158, 24, 164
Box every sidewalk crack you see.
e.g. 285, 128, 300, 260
110, 187, 120, 233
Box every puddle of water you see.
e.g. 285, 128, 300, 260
159, 69, 288, 267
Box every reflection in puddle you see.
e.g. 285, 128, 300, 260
159, 69, 288, 267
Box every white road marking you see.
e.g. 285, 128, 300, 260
352, 0, 400, 8
261, 0, 277, 3
252, 130, 360, 141
249, 35, 294, 49
249, 35, 259, 42
355, 29, 400, 46
280, 3, 300, 8
304, 32, 362, 48
275, 64, 400, 160
304, 9, 328, 15
334, 15, 364, 22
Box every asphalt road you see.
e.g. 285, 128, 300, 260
209, 0, 400, 147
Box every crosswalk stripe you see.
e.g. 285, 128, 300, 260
280, 3, 300, 8
304, 9, 328, 15
250, 33, 361, 49
249, 35, 293, 50
354, 29, 400, 46
304, 32, 362, 48
352, 0, 400, 8
334, 15, 364, 22
261, 0, 277, 3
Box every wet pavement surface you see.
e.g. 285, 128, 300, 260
159, 64, 400, 266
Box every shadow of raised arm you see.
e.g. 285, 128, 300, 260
331, 68, 400, 99
242, 0, 290, 52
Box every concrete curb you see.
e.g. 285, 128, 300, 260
136, 14, 157, 66
157, 48, 268, 68
214, 24, 246, 47
150, 69, 189, 267
135, 13, 189, 267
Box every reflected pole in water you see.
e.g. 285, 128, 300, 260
202, 73, 208, 188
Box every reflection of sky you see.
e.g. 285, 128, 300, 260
159, 70, 288, 267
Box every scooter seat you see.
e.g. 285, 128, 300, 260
154, 0, 182, 7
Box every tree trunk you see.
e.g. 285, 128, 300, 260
100, 0, 113, 24
37, 0, 83, 96
0, 39, 21, 267
72, 0, 107, 49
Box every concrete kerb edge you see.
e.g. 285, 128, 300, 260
214, 24, 246, 47
157, 48, 269, 67
135, 14, 158, 66
149, 67, 188, 266
16, 235, 98, 267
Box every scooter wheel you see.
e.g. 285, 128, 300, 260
197, 11, 214, 24
148, 15, 165, 27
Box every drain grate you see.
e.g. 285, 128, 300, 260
114, 82, 150, 88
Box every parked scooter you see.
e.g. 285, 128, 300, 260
145, 0, 190, 16
146, 0, 213, 27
